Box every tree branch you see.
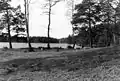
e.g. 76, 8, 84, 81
51, 0, 62, 7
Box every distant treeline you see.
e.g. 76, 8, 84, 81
59, 38, 69, 43
0, 35, 59, 43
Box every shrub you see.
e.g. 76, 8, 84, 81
67, 45, 73, 49
3, 47, 8, 49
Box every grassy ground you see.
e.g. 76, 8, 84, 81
0, 46, 120, 80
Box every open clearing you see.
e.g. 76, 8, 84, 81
0, 46, 120, 81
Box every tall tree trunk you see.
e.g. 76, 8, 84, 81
113, 13, 117, 45
7, 10, 12, 49
105, 12, 109, 47
88, 0, 93, 48
71, 0, 76, 49
72, 24, 76, 49
47, 1, 51, 49
24, 0, 33, 51
106, 0, 111, 47
107, 11, 111, 46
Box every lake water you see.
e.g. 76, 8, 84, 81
0, 42, 73, 48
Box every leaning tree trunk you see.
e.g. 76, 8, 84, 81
7, 10, 12, 49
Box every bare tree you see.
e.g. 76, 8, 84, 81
68, 0, 75, 48
42, 0, 63, 49
24, 0, 33, 51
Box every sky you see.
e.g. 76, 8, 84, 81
10, 0, 82, 38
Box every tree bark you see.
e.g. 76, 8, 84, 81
7, 10, 12, 49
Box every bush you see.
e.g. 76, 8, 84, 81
3, 47, 8, 49
67, 45, 73, 49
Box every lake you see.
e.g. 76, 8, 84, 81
0, 42, 75, 49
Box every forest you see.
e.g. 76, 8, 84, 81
0, 33, 59, 43
68, 0, 120, 48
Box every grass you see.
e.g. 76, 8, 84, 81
0, 46, 120, 80
0, 46, 119, 71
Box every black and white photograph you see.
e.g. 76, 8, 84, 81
0, 0, 119, 80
